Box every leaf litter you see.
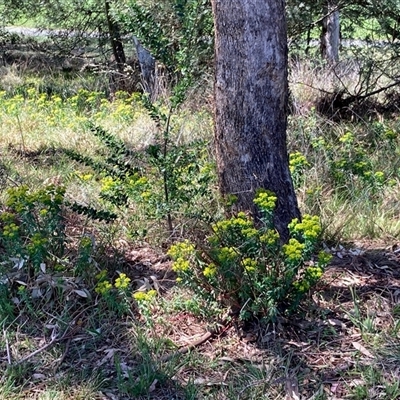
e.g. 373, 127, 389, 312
1, 235, 400, 399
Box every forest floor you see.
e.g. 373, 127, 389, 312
6, 238, 398, 400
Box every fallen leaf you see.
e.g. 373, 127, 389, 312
349, 378, 365, 387
103, 391, 119, 400
287, 340, 309, 347
97, 348, 118, 366
150, 275, 160, 292
148, 379, 158, 392
32, 373, 46, 380
327, 318, 347, 329
285, 375, 300, 400
9, 257, 26, 269
218, 356, 235, 363
74, 289, 91, 298
352, 342, 374, 358
330, 381, 340, 394
135, 277, 152, 291
349, 249, 364, 256
31, 287, 43, 298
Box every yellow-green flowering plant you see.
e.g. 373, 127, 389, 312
0, 185, 66, 273
65, 122, 216, 238
320, 128, 392, 197
132, 289, 158, 324
289, 151, 310, 188
94, 271, 133, 316
0, 184, 97, 322
168, 190, 331, 322
75, 236, 95, 278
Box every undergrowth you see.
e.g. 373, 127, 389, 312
168, 190, 331, 322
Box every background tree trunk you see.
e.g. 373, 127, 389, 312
104, 0, 127, 92
211, 0, 300, 242
320, 0, 340, 64
104, 0, 126, 70
133, 36, 156, 100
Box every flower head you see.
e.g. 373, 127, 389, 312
95, 280, 112, 295
115, 273, 131, 289
283, 238, 305, 262
242, 258, 258, 273
289, 215, 321, 242
133, 289, 157, 302
253, 189, 277, 213
260, 229, 280, 247
289, 151, 310, 174
203, 263, 217, 279
167, 240, 195, 260
171, 258, 190, 273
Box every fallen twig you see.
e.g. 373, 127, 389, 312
14, 336, 59, 366
160, 322, 230, 362
3, 328, 12, 365
12, 304, 96, 366
54, 337, 72, 372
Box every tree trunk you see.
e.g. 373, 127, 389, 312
104, 0, 126, 92
320, 0, 340, 64
133, 36, 156, 100
104, 0, 126, 67
211, 0, 300, 242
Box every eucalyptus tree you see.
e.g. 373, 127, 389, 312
211, 0, 301, 241
286, 0, 341, 62
320, 0, 340, 63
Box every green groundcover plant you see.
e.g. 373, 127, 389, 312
168, 190, 332, 322
0, 184, 155, 321
0, 184, 66, 273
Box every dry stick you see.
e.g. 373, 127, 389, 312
13, 304, 96, 366
160, 331, 213, 362
293, 78, 400, 105
162, 107, 174, 235
13, 329, 85, 366
3, 328, 12, 365
14, 338, 57, 365
160, 323, 230, 362
16, 114, 26, 154
54, 337, 72, 372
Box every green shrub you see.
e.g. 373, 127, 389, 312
289, 151, 310, 188
168, 190, 331, 322
0, 184, 106, 320
0, 184, 66, 274
95, 270, 135, 317
66, 121, 216, 239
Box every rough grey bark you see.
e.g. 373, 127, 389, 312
211, 0, 300, 242
321, 1, 340, 64
133, 36, 156, 99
